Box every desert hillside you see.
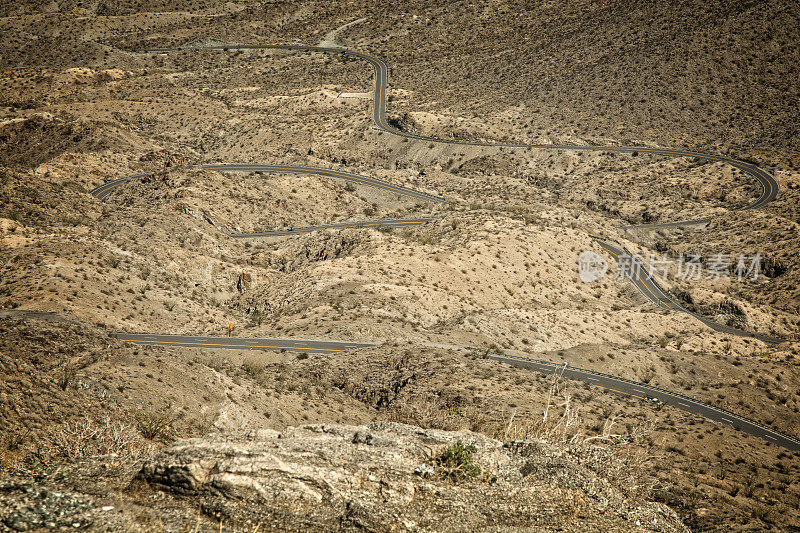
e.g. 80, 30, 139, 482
1, 1, 799, 531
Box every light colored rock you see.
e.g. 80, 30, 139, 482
139, 422, 687, 532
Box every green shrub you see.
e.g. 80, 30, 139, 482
435, 441, 495, 483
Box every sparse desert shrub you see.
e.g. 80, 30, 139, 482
243, 357, 266, 377
640, 367, 656, 384
249, 309, 263, 327
743, 474, 757, 498
0, 430, 30, 474
52, 416, 152, 462
750, 503, 772, 523
242, 357, 274, 388
133, 407, 179, 441
434, 440, 495, 483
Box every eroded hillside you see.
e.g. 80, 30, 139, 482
1, 1, 799, 531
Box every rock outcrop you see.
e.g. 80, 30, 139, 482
138, 422, 687, 532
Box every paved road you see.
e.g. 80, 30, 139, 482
90, 164, 445, 204
85, 43, 798, 450
155, 45, 776, 218
593, 238, 785, 344
116, 333, 800, 452
230, 216, 438, 238
198, 164, 446, 203
116, 333, 375, 353
114, 330, 800, 452
479, 349, 800, 452
101, 43, 784, 344
90, 171, 156, 200
119, 43, 778, 223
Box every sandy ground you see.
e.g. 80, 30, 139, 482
1, 1, 799, 530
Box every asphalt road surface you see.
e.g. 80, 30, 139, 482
593, 238, 785, 344
116, 333, 375, 353
230, 217, 438, 238
115, 331, 800, 452
198, 164, 446, 203
90, 171, 156, 200
84, 42, 798, 451
90, 164, 445, 204
480, 350, 800, 452
136, 44, 778, 216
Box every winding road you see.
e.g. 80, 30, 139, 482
594, 239, 785, 344
88, 42, 799, 451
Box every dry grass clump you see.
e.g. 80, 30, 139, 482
389, 371, 650, 446
0, 416, 156, 475
52, 416, 154, 463
133, 407, 182, 441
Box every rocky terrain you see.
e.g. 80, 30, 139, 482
2, 420, 687, 532
2, 316, 798, 531
137, 422, 686, 532
1, 0, 799, 531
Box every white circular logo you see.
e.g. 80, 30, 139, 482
578, 250, 608, 283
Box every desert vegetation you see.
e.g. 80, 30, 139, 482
1, 0, 799, 530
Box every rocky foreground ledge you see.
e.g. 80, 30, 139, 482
137, 422, 686, 532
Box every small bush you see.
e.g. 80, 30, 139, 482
249, 309, 263, 327
243, 357, 275, 387
134, 408, 178, 440
434, 441, 495, 483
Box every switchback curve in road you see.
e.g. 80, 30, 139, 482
86, 42, 796, 450
139, 44, 778, 220
100, 43, 786, 342
593, 239, 785, 344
